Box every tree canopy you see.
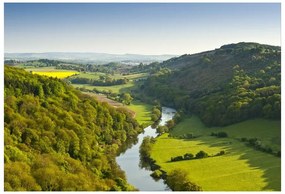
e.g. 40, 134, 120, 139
4, 66, 142, 191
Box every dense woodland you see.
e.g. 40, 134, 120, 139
4, 66, 143, 191
138, 43, 281, 126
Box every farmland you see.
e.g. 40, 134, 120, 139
127, 100, 153, 125
71, 72, 147, 94
24, 66, 79, 79
150, 116, 281, 191
32, 71, 78, 79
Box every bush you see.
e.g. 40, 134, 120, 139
166, 169, 202, 191
210, 131, 228, 138
195, 151, 208, 159
171, 156, 184, 162
184, 153, 194, 160
150, 170, 163, 179
217, 132, 228, 138
240, 137, 247, 142
216, 150, 225, 156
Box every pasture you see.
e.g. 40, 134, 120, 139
127, 100, 153, 125
151, 116, 281, 191
71, 72, 146, 94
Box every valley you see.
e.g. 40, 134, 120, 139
4, 42, 281, 191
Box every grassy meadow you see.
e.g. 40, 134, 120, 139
151, 116, 281, 191
72, 82, 135, 94
71, 72, 146, 94
127, 100, 153, 125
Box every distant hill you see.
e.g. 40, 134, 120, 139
139, 42, 281, 126
4, 52, 177, 64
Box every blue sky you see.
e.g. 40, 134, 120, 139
4, 3, 281, 55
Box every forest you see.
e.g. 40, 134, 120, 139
138, 43, 281, 126
4, 66, 143, 191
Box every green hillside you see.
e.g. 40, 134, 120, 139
150, 116, 281, 191
139, 42, 281, 126
4, 66, 143, 191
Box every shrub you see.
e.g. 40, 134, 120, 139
217, 132, 228, 138
171, 156, 184, 162
166, 169, 202, 191
184, 153, 194, 160
210, 132, 228, 138
240, 137, 247, 142
195, 151, 208, 159
216, 150, 225, 156
150, 170, 163, 179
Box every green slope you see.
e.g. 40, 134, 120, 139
151, 116, 281, 191
140, 42, 281, 126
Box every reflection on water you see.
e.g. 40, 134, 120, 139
116, 107, 176, 191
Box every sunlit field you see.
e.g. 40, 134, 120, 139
151, 116, 281, 191
32, 71, 78, 79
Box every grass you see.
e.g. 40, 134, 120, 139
73, 72, 105, 79
127, 100, 153, 125
71, 72, 147, 80
72, 82, 135, 94
71, 73, 146, 94
151, 116, 281, 191
25, 66, 72, 72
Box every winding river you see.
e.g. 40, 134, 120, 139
116, 107, 176, 191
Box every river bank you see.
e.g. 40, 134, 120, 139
116, 107, 176, 191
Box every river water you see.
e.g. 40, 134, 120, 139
116, 107, 176, 191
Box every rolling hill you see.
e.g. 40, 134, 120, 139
139, 42, 281, 126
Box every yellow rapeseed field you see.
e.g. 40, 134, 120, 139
32, 71, 78, 79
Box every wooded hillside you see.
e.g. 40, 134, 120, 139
4, 66, 142, 191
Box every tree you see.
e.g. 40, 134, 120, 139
166, 169, 202, 191
156, 126, 168, 134
166, 119, 175, 130
120, 93, 133, 105
195, 150, 208, 159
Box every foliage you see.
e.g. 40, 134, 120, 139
151, 105, 162, 122
166, 169, 202, 191
139, 136, 155, 162
210, 132, 228, 138
150, 116, 281, 191
4, 66, 142, 191
119, 93, 133, 105
68, 76, 129, 86
139, 43, 281, 127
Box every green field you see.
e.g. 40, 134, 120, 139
72, 82, 135, 94
127, 100, 152, 125
71, 72, 147, 80
25, 66, 75, 72
151, 116, 281, 191
71, 72, 146, 94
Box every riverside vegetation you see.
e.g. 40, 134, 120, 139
138, 43, 281, 191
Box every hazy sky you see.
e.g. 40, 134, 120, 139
4, 3, 281, 55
